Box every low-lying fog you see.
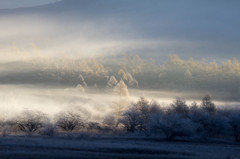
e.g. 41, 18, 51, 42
1, 0, 240, 121
1, 84, 239, 120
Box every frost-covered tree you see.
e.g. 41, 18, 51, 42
189, 109, 228, 138
150, 113, 195, 140
134, 97, 150, 131
184, 69, 192, 81
114, 79, 129, 97
170, 98, 189, 118
128, 78, 139, 88
201, 114, 229, 138
112, 79, 130, 118
118, 107, 140, 132
76, 84, 85, 93
201, 95, 216, 113
107, 76, 118, 88
118, 69, 127, 81
78, 73, 87, 87
149, 101, 164, 115
126, 72, 133, 82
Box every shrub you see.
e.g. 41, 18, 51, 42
39, 123, 56, 136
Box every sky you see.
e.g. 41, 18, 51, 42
0, 0, 240, 62
0, 0, 58, 9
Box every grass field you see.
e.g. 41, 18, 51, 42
0, 136, 239, 159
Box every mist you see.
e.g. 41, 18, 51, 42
1, 2, 240, 158
1, 0, 240, 63
0, 0, 240, 114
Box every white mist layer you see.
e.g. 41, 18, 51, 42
0, 85, 239, 120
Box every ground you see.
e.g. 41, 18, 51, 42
0, 136, 239, 159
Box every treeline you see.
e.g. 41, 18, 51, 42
117, 95, 240, 141
110, 54, 240, 97
26, 54, 240, 99
1, 95, 240, 142
155, 55, 240, 95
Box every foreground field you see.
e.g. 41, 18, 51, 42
0, 136, 239, 159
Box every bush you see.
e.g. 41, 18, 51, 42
39, 123, 56, 136
103, 114, 116, 128
87, 122, 102, 133
0, 120, 15, 136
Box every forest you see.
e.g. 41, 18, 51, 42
2, 54, 240, 100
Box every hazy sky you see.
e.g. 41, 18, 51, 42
0, 0, 58, 9
0, 0, 240, 62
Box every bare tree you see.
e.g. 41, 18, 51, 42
15, 110, 49, 135
55, 112, 84, 132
